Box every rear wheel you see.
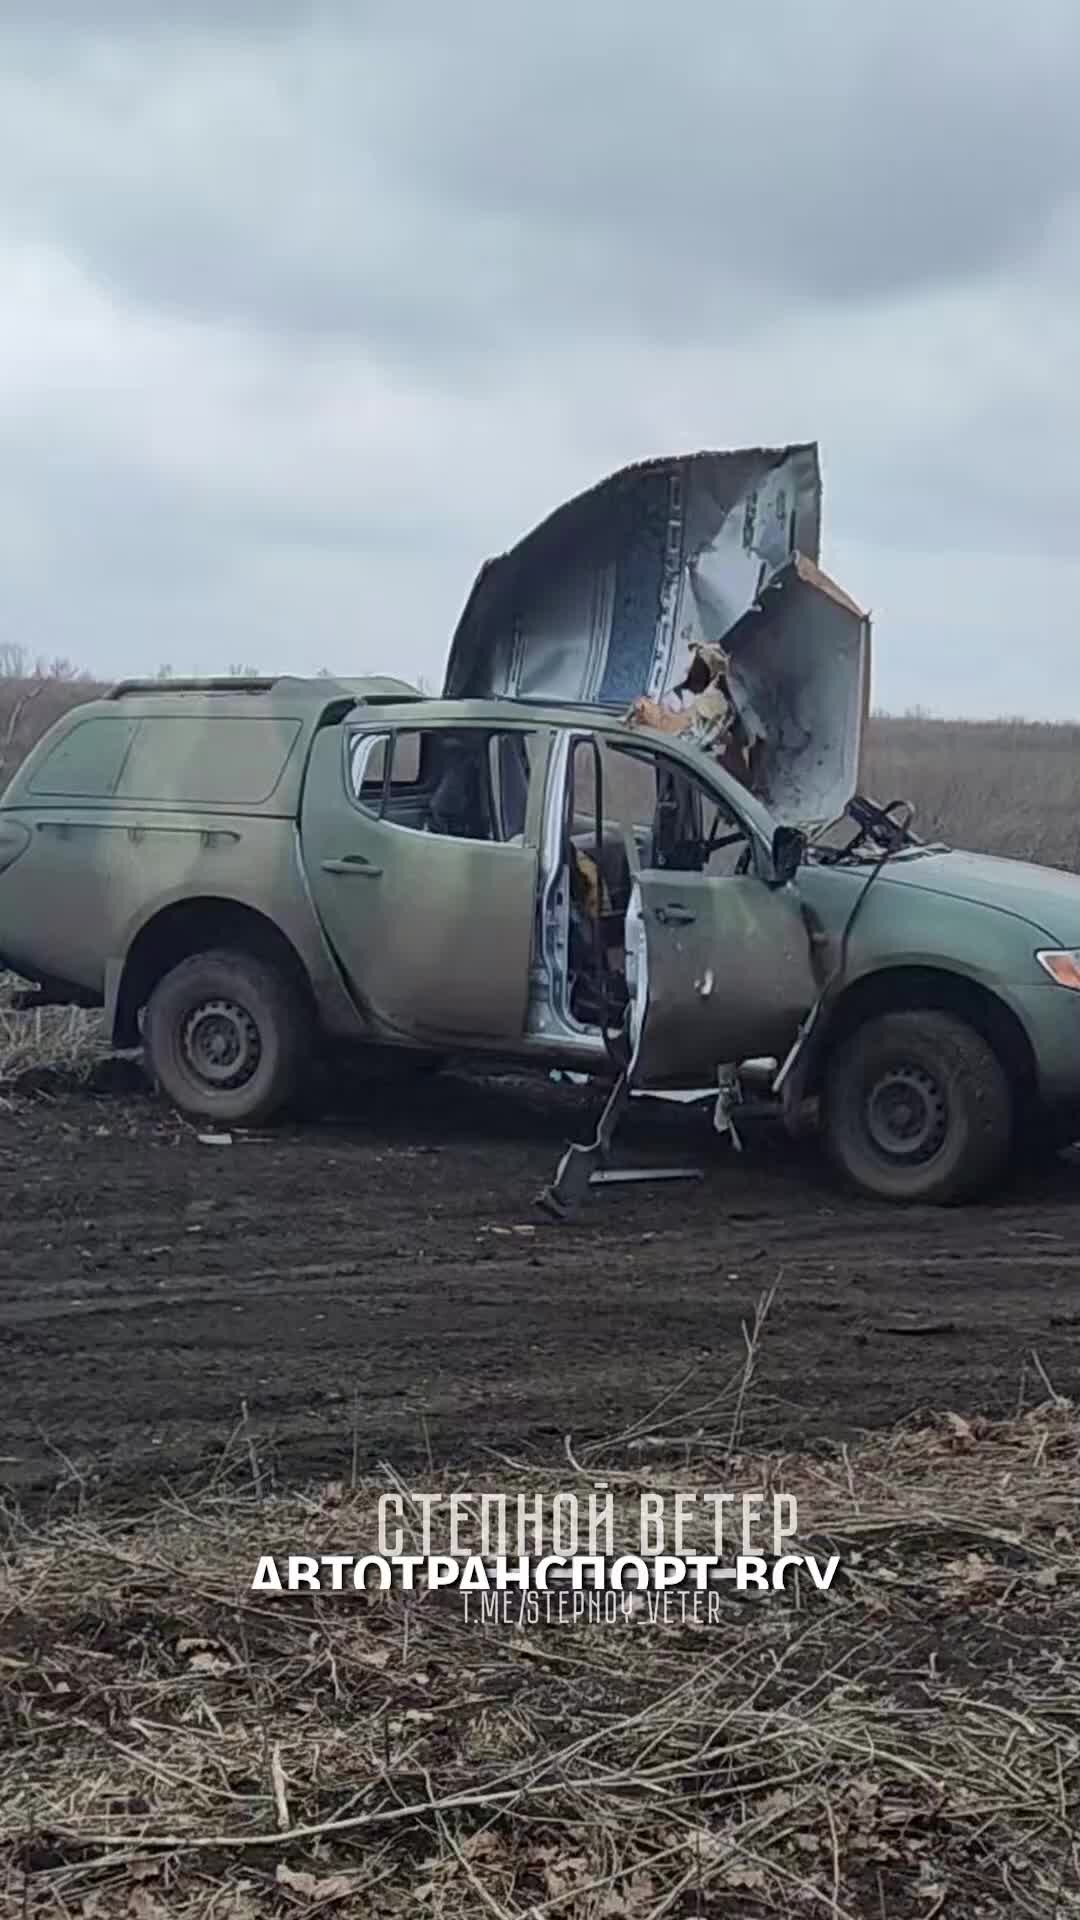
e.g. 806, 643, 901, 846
144, 948, 309, 1126
823, 1009, 1012, 1203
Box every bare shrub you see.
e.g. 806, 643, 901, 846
0, 642, 28, 678
0, 674, 103, 791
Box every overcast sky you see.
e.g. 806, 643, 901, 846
1, 2, 1078, 716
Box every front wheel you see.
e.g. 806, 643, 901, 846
822, 1009, 1012, 1203
144, 948, 309, 1126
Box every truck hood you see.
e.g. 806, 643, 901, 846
444, 444, 870, 830
870, 847, 1080, 944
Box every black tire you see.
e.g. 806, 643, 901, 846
822, 1009, 1012, 1204
144, 948, 309, 1127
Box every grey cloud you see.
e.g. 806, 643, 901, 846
392, 1, 1080, 304
0, 424, 472, 683
2, 1, 1079, 365
0, 2, 1079, 711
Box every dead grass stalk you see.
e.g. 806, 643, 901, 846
1, 1403, 1078, 1915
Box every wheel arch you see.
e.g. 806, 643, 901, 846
110, 896, 315, 1048
810, 965, 1038, 1102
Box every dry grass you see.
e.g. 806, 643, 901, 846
864, 715, 1080, 871
1, 1393, 1079, 1917
0, 975, 105, 1091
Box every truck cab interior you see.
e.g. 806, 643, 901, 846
561, 737, 752, 1030
349, 727, 531, 843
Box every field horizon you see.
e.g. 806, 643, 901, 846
3, 672, 1080, 870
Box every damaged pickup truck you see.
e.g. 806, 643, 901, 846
4, 442, 1080, 1204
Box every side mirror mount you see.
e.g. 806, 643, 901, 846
770, 825, 805, 887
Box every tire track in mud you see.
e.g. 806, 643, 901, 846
2, 1072, 1080, 1509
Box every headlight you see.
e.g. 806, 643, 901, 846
1036, 949, 1080, 990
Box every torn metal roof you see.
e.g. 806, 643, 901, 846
445, 444, 823, 705
444, 444, 870, 829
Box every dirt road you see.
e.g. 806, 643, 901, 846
2, 1068, 1079, 1510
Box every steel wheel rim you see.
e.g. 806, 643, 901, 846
181, 998, 262, 1091
864, 1062, 948, 1164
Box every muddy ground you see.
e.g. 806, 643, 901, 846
2, 1067, 1080, 1511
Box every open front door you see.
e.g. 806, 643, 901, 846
593, 733, 819, 1085
627, 870, 818, 1084
302, 722, 539, 1045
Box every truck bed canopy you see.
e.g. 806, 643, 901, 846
444, 444, 869, 831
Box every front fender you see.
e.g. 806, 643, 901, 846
776, 956, 1044, 1125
